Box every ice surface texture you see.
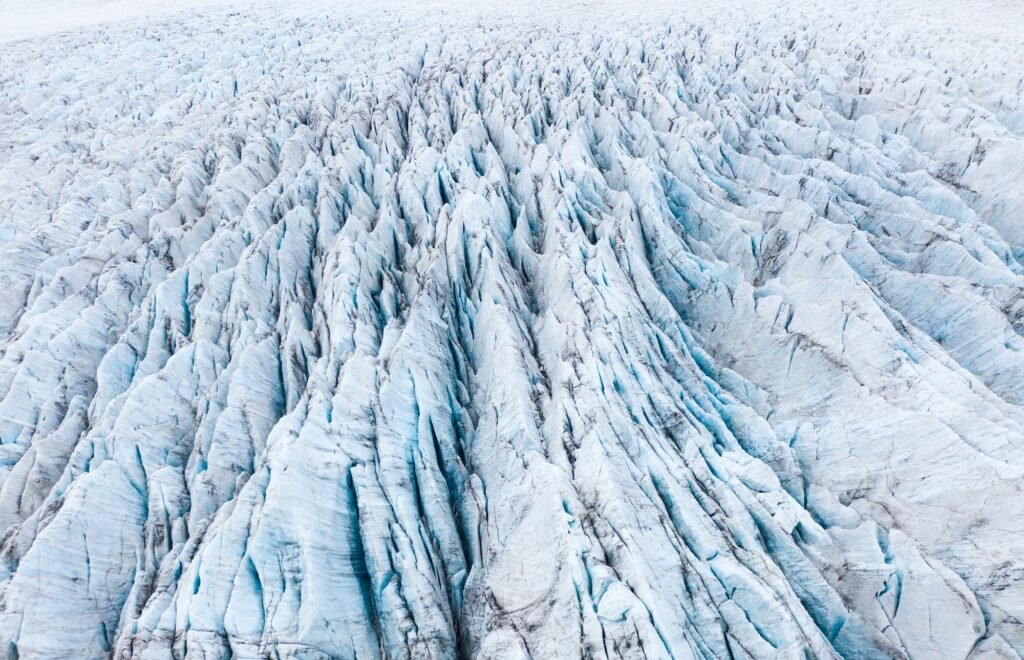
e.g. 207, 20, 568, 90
0, 0, 1023, 657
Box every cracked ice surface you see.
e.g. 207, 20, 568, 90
0, 0, 1023, 657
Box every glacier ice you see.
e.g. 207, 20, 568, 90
0, 0, 1023, 657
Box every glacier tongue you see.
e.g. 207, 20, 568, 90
0, 0, 1023, 657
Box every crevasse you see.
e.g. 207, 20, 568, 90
0, 0, 1023, 657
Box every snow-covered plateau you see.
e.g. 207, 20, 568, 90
0, 0, 1023, 657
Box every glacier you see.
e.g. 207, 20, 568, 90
0, 0, 1023, 657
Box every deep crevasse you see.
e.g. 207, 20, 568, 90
0, 0, 1023, 657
